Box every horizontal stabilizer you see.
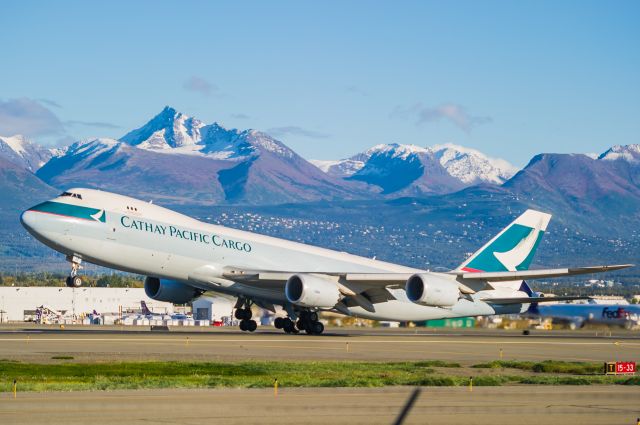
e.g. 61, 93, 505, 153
458, 264, 633, 282
482, 295, 591, 305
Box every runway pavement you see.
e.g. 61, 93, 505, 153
1, 386, 639, 425
0, 326, 638, 363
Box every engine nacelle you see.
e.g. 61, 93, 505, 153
144, 277, 202, 304
405, 273, 460, 307
285, 274, 341, 308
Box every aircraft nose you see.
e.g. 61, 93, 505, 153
20, 208, 41, 236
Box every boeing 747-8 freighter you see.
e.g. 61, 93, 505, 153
20, 188, 631, 334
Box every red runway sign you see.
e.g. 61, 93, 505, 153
605, 361, 636, 375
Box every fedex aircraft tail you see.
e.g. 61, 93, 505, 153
140, 300, 152, 315
457, 209, 551, 274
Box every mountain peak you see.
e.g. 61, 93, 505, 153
0, 134, 54, 172
365, 143, 428, 159
120, 107, 204, 149
427, 143, 517, 184
312, 142, 516, 187
159, 105, 177, 116
598, 144, 640, 163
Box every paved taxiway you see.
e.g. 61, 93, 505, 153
0, 326, 638, 363
2, 386, 639, 425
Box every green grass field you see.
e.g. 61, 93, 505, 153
1, 360, 638, 392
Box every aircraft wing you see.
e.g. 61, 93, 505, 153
219, 263, 632, 295
222, 264, 632, 286
453, 264, 633, 282
187, 264, 630, 312
481, 295, 591, 305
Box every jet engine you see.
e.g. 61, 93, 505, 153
285, 274, 341, 308
405, 273, 460, 307
144, 277, 202, 304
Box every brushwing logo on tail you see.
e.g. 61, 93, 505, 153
493, 219, 543, 271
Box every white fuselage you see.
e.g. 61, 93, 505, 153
20, 188, 523, 321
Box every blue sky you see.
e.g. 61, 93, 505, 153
1, 0, 638, 166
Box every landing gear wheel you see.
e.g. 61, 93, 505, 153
66, 276, 82, 288
239, 320, 248, 331
296, 319, 306, 331
246, 320, 257, 332
283, 318, 295, 334
274, 317, 284, 329
235, 308, 252, 321
308, 311, 319, 322
311, 321, 324, 335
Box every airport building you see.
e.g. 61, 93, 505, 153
192, 296, 235, 323
0, 286, 173, 322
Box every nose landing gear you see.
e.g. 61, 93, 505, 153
65, 255, 83, 288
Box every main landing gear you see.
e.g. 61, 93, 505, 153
274, 311, 324, 335
235, 301, 257, 332
65, 255, 83, 288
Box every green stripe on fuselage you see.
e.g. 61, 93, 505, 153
30, 201, 105, 223
466, 224, 544, 272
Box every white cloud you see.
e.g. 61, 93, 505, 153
392, 102, 492, 133
0, 97, 65, 137
183, 76, 220, 97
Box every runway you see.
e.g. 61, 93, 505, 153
2, 386, 639, 425
0, 326, 638, 364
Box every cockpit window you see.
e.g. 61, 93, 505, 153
60, 191, 83, 200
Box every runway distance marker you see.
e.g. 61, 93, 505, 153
604, 361, 636, 375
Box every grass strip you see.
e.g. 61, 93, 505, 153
471, 360, 604, 375
1, 360, 637, 392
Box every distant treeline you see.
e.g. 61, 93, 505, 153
0, 272, 144, 288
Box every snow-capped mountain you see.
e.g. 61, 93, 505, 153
120, 106, 205, 150
311, 143, 517, 194
119, 106, 297, 161
310, 157, 365, 178
0, 135, 55, 172
37, 138, 232, 204
347, 143, 465, 195
35, 107, 372, 204
427, 143, 517, 184
598, 144, 640, 163
504, 145, 640, 216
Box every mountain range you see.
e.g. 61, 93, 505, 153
1, 106, 639, 210
2, 106, 537, 205
1, 106, 639, 271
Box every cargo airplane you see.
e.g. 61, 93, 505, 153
527, 301, 640, 330
20, 188, 631, 334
